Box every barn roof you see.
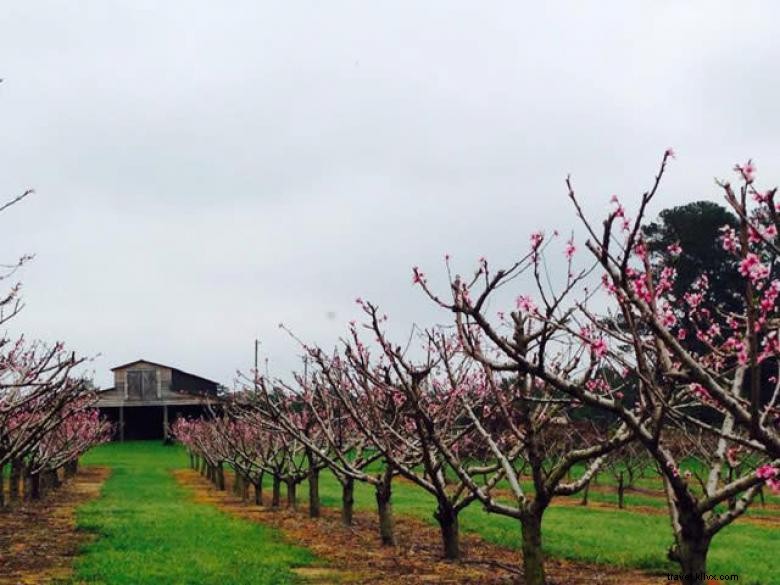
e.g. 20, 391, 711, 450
110, 359, 220, 386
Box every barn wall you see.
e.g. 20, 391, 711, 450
113, 361, 173, 400
171, 369, 218, 396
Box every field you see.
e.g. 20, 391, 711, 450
48, 442, 776, 584
71, 442, 315, 584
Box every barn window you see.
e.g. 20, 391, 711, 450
127, 369, 158, 399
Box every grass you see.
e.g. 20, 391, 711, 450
70, 442, 315, 584
308, 470, 778, 584
72, 442, 778, 584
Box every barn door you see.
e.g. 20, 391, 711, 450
142, 369, 158, 399
127, 370, 143, 399
127, 369, 158, 399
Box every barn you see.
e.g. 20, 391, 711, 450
96, 359, 222, 441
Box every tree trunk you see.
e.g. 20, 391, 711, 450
272, 476, 281, 508
618, 472, 625, 509
46, 469, 61, 492
341, 477, 354, 526
65, 459, 79, 478
232, 469, 241, 496
433, 502, 460, 560
520, 512, 546, 585
375, 479, 396, 546
254, 482, 263, 506
9, 460, 21, 503
0, 464, 5, 508
216, 463, 225, 491
676, 539, 709, 577
241, 476, 249, 502
308, 466, 320, 518
287, 479, 297, 509
580, 481, 590, 506
669, 514, 711, 577
28, 471, 41, 501
22, 467, 31, 501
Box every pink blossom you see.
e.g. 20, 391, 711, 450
634, 241, 648, 262
761, 280, 780, 314
601, 273, 618, 295
585, 378, 611, 394
516, 295, 537, 313
690, 383, 712, 403
665, 148, 676, 159
684, 291, 703, 309
756, 464, 778, 480
412, 266, 426, 285
720, 226, 739, 254
753, 190, 771, 204
667, 242, 682, 257
564, 238, 576, 260
628, 270, 652, 303
734, 159, 756, 183
661, 307, 677, 328
656, 267, 677, 297
739, 253, 770, 284
580, 326, 608, 358
530, 231, 544, 251
591, 338, 608, 358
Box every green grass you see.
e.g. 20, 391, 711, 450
306, 462, 780, 584
72, 442, 778, 584
70, 442, 315, 584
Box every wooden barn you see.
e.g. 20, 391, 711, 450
96, 359, 222, 441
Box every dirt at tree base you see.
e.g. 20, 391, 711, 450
174, 469, 663, 585
0, 466, 109, 585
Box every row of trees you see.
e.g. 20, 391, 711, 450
0, 190, 111, 507
176, 154, 779, 585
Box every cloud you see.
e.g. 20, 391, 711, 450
1, 0, 779, 386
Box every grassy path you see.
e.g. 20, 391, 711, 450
71, 442, 314, 584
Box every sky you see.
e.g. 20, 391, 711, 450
1, 1, 779, 388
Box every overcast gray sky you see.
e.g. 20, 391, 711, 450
1, 1, 779, 388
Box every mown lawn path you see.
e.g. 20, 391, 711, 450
70, 442, 315, 584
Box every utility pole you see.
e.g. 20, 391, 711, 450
254, 338, 260, 391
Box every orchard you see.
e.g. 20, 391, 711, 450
0, 194, 111, 510
173, 154, 779, 584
